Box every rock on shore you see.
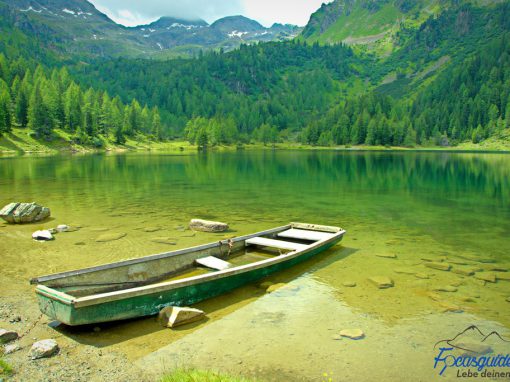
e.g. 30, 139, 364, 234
0, 202, 50, 224
30, 339, 59, 359
158, 306, 205, 328
0, 329, 18, 343
189, 219, 229, 232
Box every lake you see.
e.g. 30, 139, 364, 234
1, 150, 509, 381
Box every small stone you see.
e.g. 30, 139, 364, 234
485, 266, 507, 272
368, 276, 394, 289
394, 268, 416, 275
158, 306, 205, 328
189, 219, 229, 233
339, 329, 364, 340
266, 283, 286, 293
4, 343, 20, 354
421, 256, 446, 262
331, 334, 342, 341
434, 285, 458, 292
95, 232, 126, 242
415, 273, 430, 279
0, 329, 18, 343
56, 224, 70, 233
448, 259, 469, 266
427, 292, 442, 301
32, 230, 54, 241
376, 253, 397, 259
439, 302, 463, 313
474, 272, 496, 283
30, 339, 59, 359
342, 281, 357, 287
150, 237, 177, 245
425, 262, 451, 271
451, 267, 476, 276
457, 342, 493, 356
460, 296, 477, 303
143, 227, 161, 233
496, 273, 510, 281
74, 242, 86, 246
259, 281, 273, 289
506, 297, 510, 302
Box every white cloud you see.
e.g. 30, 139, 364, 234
88, 0, 333, 27
242, 0, 334, 27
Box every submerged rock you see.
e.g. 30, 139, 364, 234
158, 306, 205, 328
456, 342, 493, 356
95, 232, 127, 242
368, 276, 394, 289
496, 273, 510, 281
189, 219, 229, 233
342, 281, 357, 287
394, 268, 416, 275
474, 272, 496, 283
339, 329, 365, 340
143, 227, 161, 233
376, 253, 397, 259
32, 230, 54, 241
434, 285, 458, 292
415, 273, 430, 279
506, 297, 510, 302
150, 237, 177, 245
56, 224, 70, 233
451, 267, 476, 276
0, 202, 50, 224
425, 262, 451, 271
30, 339, 59, 359
0, 329, 18, 343
266, 283, 286, 293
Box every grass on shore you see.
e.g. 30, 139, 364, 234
1, 127, 510, 155
161, 368, 257, 382
0, 358, 13, 377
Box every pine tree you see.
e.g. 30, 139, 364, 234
151, 107, 162, 141
0, 86, 11, 135
28, 84, 52, 138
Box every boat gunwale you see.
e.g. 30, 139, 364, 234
68, 228, 346, 308
30, 224, 292, 285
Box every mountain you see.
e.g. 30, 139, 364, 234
301, 0, 505, 53
0, 0, 301, 58
130, 15, 302, 56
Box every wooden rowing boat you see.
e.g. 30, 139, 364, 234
30, 222, 346, 326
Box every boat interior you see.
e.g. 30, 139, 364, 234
31, 223, 342, 298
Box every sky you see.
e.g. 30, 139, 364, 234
88, 0, 333, 27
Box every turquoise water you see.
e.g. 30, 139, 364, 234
1, 150, 509, 381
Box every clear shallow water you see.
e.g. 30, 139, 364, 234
1, 150, 509, 381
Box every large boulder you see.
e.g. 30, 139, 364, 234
189, 219, 228, 233
158, 306, 205, 328
0, 202, 50, 224
30, 339, 59, 359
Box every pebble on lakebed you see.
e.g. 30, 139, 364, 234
368, 276, 394, 289
95, 232, 127, 242
32, 230, 54, 241
342, 281, 357, 287
339, 329, 365, 340
376, 253, 397, 259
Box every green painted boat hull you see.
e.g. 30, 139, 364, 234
36, 238, 341, 326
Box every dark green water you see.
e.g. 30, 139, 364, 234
1, 150, 509, 381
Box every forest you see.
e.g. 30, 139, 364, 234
0, 2, 509, 148
0, 56, 162, 146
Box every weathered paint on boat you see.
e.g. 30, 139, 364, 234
33, 223, 345, 325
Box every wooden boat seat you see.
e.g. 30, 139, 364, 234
277, 228, 335, 242
195, 256, 232, 271
245, 237, 308, 251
